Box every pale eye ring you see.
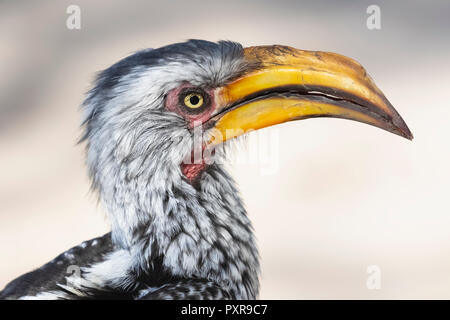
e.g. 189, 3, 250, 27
184, 93, 204, 109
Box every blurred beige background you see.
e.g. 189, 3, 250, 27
1, 0, 449, 299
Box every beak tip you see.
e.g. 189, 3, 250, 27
388, 106, 413, 140
393, 123, 414, 141
402, 130, 414, 141
394, 119, 413, 140
395, 121, 414, 141
405, 131, 414, 141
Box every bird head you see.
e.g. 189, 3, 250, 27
81, 40, 412, 285
83, 39, 411, 179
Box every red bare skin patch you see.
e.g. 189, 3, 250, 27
181, 146, 216, 182
165, 83, 218, 182
181, 161, 206, 182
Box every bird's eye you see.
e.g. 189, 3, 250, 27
174, 87, 211, 115
183, 93, 204, 109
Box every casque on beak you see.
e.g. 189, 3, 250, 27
207, 45, 413, 146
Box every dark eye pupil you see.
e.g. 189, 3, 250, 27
189, 95, 200, 105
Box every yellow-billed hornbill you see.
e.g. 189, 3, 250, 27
0, 40, 412, 300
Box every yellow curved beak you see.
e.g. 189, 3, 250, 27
207, 45, 413, 145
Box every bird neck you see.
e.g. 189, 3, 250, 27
102, 163, 260, 299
